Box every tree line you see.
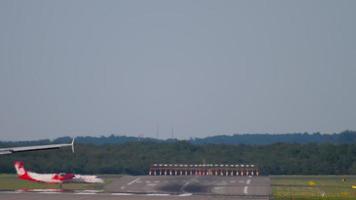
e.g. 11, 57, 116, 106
1, 130, 355, 147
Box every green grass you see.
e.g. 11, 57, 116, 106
0, 174, 104, 190
271, 175, 356, 200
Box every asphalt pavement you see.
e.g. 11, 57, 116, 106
0, 175, 271, 200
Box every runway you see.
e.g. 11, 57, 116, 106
105, 175, 271, 196
0, 175, 271, 200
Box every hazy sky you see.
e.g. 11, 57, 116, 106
0, 0, 355, 140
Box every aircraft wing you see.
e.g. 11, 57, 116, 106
0, 138, 75, 155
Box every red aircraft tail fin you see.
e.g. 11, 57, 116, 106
14, 161, 27, 178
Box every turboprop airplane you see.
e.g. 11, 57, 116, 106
0, 138, 75, 155
14, 161, 103, 184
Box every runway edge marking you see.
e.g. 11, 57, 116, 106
127, 177, 141, 185
243, 186, 248, 194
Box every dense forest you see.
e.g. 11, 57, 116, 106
1, 141, 356, 175
1, 130, 356, 146
191, 130, 356, 144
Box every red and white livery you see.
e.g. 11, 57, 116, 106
14, 161, 103, 184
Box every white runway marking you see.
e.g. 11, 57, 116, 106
75, 192, 96, 195
120, 186, 126, 190
230, 180, 236, 183
146, 193, 170, 196
321, 192, 326, 197
179, 193, 193, 197
82, 190, 102, 193
111, 193, 133, 196
31, 189, 57, 192
243, 186, 248, 194
127, 177, 140, 185
180, 180, 191, 192
147, 183, 157, 187
246, 179, 251, 184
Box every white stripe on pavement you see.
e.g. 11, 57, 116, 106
146, 193, 170, 196
127, 177, 140, 185
243, 186, 248, 194
111, 193, 133, 196
178, 193, 193, 197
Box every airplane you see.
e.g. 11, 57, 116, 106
14, 161, 103, 184
0, 138, 75, 155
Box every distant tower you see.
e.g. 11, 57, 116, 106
171, 127, 175, 139
156, 123, 160, 139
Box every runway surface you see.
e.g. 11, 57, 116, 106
106, 175, 271, 196
0, 175, 271, 200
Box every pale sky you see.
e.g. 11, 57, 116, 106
0, 0, 355, 140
